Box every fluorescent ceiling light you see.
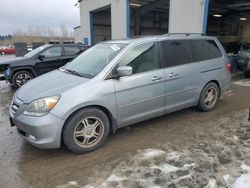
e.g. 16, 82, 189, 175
213, 14, 222, 17
240, 17, 247, 21
130, 3, 142, 7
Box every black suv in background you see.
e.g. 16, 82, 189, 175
2, 44, 89, 88
238, 43, 250, 77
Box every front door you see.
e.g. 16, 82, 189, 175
114, 42, 166, 126
35, 46, 62, 75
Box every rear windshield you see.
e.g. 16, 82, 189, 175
242, 44, 250, 51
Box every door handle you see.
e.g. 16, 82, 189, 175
151, 76, 162, 81
169, 73, 179, 78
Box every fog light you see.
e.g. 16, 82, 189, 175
28, 134, 36, 140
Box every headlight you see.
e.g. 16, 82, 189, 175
5, 67, 11, 77
23, 95, 60, 117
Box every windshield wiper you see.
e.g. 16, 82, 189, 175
65, 69, 82, 77
64, 68, 93, 78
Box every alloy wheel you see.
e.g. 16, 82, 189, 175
73, 117, 104, 148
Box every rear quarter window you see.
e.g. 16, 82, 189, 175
191, 40, 222, 62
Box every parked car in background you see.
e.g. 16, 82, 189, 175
0, 46, 16, 55
222, 41, 241, 74
224, 41, 241, 55
2, 44, 89, 88
9, 34, 231, 153
237, 43, 250, 77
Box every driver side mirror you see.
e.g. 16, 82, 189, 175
117, 66, 133, 77
38, 54, 45, 61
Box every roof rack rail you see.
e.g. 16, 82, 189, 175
165, 33, 206, 36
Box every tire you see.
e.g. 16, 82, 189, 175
245, 71, 250, 78
198, 82, 219, 112
12, 70, 34, 88
63, 108, 110, 153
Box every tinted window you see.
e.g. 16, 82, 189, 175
160, 40, 192, 67
191, 40, 222, 62
40, 47, 61, 58
119, 42, 157, 74
64, 46, 81, 55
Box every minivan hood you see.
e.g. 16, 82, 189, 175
16, 70, 89, 103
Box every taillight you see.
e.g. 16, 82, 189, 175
226, 63, 231, 73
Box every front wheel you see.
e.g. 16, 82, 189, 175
63, 108, 110, 153
12, 70, 34, 88
198, 82, 219, 112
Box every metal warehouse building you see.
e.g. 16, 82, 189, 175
74, 0, 250, 46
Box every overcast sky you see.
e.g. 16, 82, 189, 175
0, 0, 80, 36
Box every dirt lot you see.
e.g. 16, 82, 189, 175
1, 74, 250, 188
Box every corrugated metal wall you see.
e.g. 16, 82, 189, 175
169, 0, 206, 33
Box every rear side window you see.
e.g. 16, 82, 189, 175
40, 47, 61, 58
191, 40, 222, 62
160, 40, 192, 67
64, 46, 81, 56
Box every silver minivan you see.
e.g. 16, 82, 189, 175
10, 34, 231, 153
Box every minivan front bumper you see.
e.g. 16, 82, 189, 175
10, 110, 65, 149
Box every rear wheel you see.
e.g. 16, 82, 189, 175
12, 70, 34, 88
198, 82, 219, 112
63, 108, 110, 153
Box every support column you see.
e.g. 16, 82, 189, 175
111, 0, 130, 39
169, 0, 209, 34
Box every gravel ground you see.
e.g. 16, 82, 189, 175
1, 74, 250, 188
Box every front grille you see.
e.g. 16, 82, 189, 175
11, 103, 19, 114
11, 96, 23, 115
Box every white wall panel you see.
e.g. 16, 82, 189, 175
78, 0, 129, 45
169, 0, 207, 33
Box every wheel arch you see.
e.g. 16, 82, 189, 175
60, 105, 118, 147
10, 67, 36, 83
202, 80, 221, 97
207, 80, 221, 96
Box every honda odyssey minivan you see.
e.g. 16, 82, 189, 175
9, 34, 231, 153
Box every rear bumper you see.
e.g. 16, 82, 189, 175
220, 71, 232, 94
10, 111, 65, 149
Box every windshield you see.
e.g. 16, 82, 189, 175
24, 44, 51, 58
242, 44, 250, 51
63, 43, 126, 78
